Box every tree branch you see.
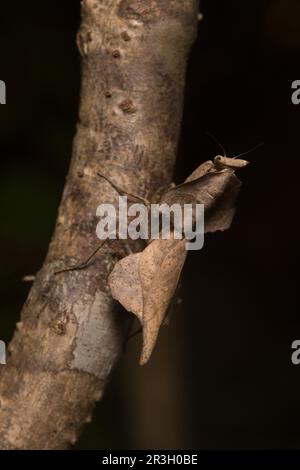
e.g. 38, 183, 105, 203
0, 0, 199, 449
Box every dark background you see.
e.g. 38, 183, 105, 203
0, 0, 299, 449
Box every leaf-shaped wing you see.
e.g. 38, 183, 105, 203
161, 167, 242, 232
108, 235, 187, 365
108, 253, 143, 321
138, 236, 187, 365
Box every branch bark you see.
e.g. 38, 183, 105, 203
0, 0, 199, 449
